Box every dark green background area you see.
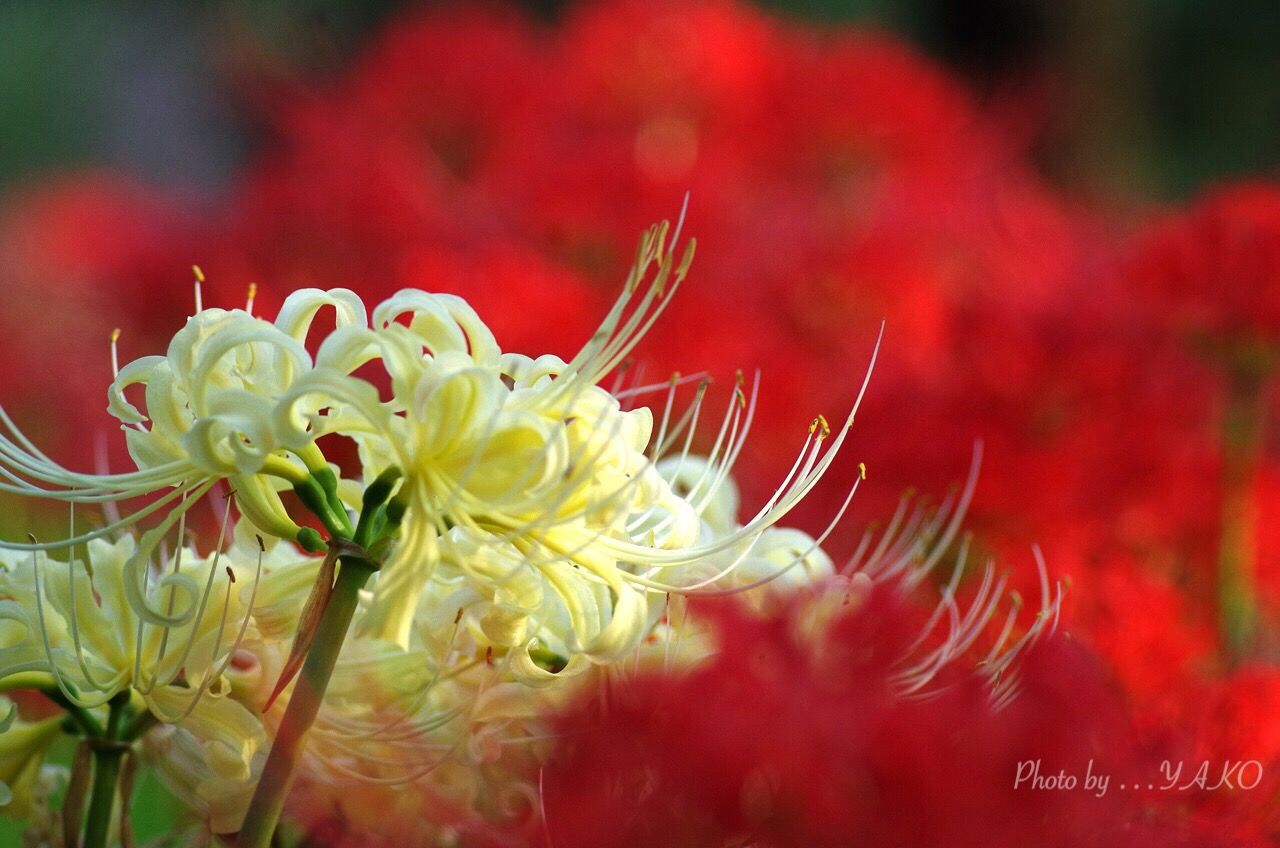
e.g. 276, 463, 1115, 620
0, 0, 1276, 201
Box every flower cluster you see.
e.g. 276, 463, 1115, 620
531, 591, 1259, 848
4, 210, 1042, 845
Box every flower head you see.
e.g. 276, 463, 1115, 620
0, 529, 257, 713
1131, 182, 1280, 349
0, 524, 269, 833
0, 210, 952, 842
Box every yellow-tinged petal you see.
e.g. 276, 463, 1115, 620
0, 700, 63, 819
145, 688, 266, 834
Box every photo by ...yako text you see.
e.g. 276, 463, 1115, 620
1015, 759, 1266, 798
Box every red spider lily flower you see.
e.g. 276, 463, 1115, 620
0, 174, 200, 468
533, 589, 1255, 848
1131, 181, 1280, 355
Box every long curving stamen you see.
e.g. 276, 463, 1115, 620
192, 265, 205, 314
110, 329, 122, 380
614, 370, 707, 402
657, 375, 749, 518
138, 492, 231, 695
30, 541, 119, 709
843, 492, 912, 577
147, 537, 263, 724
558, 218, 695, 395
648, 373, 683, 462
137, 491, 193, 693
899, 444, 983, 592
584, 324, 883, 569
653, 378, 710, 461
311, 738, 463, 787
318, 613, 470, 742
0, 407, 193, 494
656, 371, 759, 533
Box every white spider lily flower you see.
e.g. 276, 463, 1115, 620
0, 535, 270, 835
105, 288, 368, 479
0, 213, 877, 694
403, 527, 607, 688
0, 288, 369, 563
228, 632, 557, 845
143, 688, 267, 834
222, 216, 876, 684
0, 530, 261, 721
0, 529, 271, 834
107, 310, 304, 475
0, 287, 376, 637
248, 218, 862, 689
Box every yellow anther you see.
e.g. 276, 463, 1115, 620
734, 387, 747, 410
858, 462, 867, 481
654, 268, 670, 297
810, 414, 831, 438
676, 238, 697, 277
110, 328, 122, 378
191, 265, 205, 313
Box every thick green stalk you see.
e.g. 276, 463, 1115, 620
235, 555, 377, 848
82, 693, 129, 848
237, 467, 399, 847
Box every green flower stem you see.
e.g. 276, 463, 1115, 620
42, 687, 105, 738
238, 466, 400, 847
1218, 366, 1268, 660
82, 692, 130, 848
235, 553, 377, 848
